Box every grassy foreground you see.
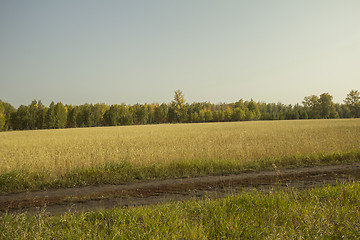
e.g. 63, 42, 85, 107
1, 181, 360, 239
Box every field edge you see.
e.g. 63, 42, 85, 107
1, 149, 360, 193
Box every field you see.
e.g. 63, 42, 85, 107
1, 119, 360, 191
1, 119, 360, 174
1, 119, 360, 238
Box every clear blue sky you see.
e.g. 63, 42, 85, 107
1, 0, 359, 107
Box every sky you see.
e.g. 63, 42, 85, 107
1, 0, 359, 107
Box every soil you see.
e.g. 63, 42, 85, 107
1, 163, 360, 216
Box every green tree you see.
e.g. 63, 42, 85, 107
231, 107, 245, 121
216, 110, 225, 122
212, 110, 219, 122
189, 112, 199, 123
66, 105, 77, 128
247, 100, 261, 120
35, 101, 46, 129
2, 101, 15, 130
224, 106, 233, 121
45, 102, 56, 128
318, 93, 338, 119
25, 100, 46, 130
335, 103, 351, 118
204, 108, 213, 122
27, 100, 38, 129
154, 103, 168, 123
133, 103, 149, 125
119, 104, 133, 125
77, 104, 91, 127
88, 104, 97, 127
245, 108, 255, 121
12, 105, 30, 130
86, 103, 108, 127
198, 109, 205, 122
96, 103, 110, 126
104, 105, 120, 126
344, 90, 360, 118
105, 104, 134, 126
54, 102, 67, 128
0, 101, 5, 130
148, 104, 156, 124
303, 95, 320, 119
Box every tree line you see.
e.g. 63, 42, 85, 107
0, 90, 359, 131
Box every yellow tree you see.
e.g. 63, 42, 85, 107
170, 90, 187, 122
171, 90, 185, 110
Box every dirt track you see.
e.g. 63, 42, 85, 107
1, 163, 360, 216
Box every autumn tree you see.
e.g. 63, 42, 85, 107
169, 90, 187, 123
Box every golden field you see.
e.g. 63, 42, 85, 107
1, 119, 360, 175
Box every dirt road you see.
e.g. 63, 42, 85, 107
1, 163, 360, 216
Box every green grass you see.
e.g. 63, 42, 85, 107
1, 181, 360, 239
1, 149, 360, 193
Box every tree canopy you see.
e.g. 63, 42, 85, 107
0, 90, 358, 131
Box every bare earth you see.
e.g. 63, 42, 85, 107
1, 163, 360, 216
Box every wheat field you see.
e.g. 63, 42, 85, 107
1, 119, 360, 175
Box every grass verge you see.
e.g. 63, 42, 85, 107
1, 149, 360, 193
1, 181, 360, 239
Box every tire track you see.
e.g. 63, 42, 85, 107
1, 163, 360, 216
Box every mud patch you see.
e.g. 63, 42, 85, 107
1, 163, 360, 216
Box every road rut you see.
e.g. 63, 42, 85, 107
1, 163, 360, 216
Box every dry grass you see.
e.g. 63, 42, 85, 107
1, 119, 360, 175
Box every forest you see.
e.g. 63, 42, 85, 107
0, 90, 359, 131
